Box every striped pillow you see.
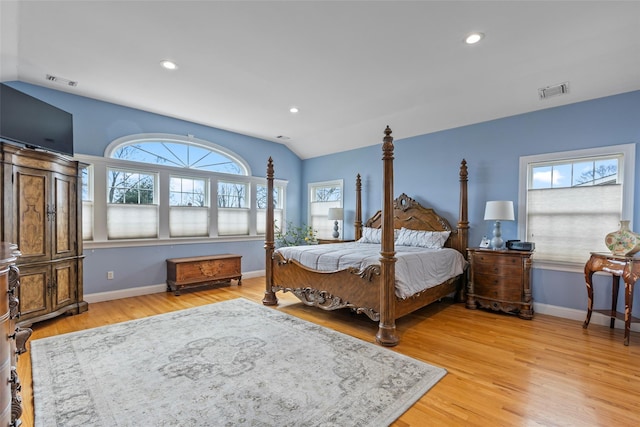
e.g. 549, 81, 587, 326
395, 227, 450, 249
358, 227, 382, 243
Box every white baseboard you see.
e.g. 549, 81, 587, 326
534, 301, 640, 332
84, 270, 265, 304
86, 276, 639, 333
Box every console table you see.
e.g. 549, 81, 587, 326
583, 252, 640, 345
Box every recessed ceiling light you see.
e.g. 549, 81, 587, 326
289, 106, 299, 114
160, 60, 178, 70
464, 32, 484, 45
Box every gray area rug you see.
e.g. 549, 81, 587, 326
31, 298, 446, 426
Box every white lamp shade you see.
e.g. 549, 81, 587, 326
484, 201, 515, 221
327, 207, 344, 220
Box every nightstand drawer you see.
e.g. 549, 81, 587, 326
473, 273, 524, 301
472, 260, 521, 276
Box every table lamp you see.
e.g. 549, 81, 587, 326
484, 201, 514, 249
327, 207, 344, 239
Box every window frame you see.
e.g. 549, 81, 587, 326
308, 179, 344, 240
518, 143, 635, 272
77, 137, 288, 248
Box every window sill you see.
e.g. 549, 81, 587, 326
84, 235, 264, 250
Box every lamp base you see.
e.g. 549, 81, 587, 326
332, 221, 340, 239
490, 220, 503, 250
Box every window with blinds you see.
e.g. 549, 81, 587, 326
520, 144, 635, 266
256, 184, 283, 235
79, 133, 288, 244
169, 176, 209, 237
107, 168, 158, 239
308, 180, 343, 239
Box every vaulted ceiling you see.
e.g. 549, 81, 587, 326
2, 1, 639, 159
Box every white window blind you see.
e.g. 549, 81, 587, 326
82, 202, 93, 241
310, 200, 340, 239
170, 207, 209, 237
257, 209, 283, 235
527, 185, 622, 263
107, 205, 158, 239
218, 208, 249, 235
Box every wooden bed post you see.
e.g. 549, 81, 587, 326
262, 157, 277, 306
457, 159, 469, 256
376, 126, 399, 347
355, 174, 362, 241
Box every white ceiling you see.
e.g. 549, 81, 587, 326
1, 1, 639, 159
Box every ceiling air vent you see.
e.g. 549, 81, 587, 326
46, 74, 78, 87
538, 82, 569, 100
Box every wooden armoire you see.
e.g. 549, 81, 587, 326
1, 144, 87, 327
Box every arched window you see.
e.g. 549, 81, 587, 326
78, 132, 287, 245
105, 133, 250, 175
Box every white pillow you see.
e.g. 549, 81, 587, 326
358, 227, 401, 243
358, 227, 382, 243
395, 227, 450, 249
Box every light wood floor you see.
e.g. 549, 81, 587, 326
17, 277, 640, 426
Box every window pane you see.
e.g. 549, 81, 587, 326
531, 166, 552, 189
107, 169, 156, 205
256, 185, 282, 209
218, 182, 247, 208
112, 141, 244, 174
551, 164, 571, 188
81, 166, 91, 201
313, 186, 341, 202
170, 176, 207, 207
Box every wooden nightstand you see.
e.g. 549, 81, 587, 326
466, 248, 534, 319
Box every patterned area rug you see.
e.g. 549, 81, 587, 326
31, 298, 446, 426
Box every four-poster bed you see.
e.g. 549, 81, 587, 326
263, 126, 469, 346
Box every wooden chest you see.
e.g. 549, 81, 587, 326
166, 254, 242, 295
466, 248, 534, 319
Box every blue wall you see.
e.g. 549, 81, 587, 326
5, 81, 303, 294
303, 90, 640, 315
5, 81, 640, 317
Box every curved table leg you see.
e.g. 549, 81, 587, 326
624, 281, 634, 346
610, 275, 620, 329
583, 270, 595, 329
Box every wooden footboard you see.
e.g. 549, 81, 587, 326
272, 253, 383, 320
272, 252, 462, 322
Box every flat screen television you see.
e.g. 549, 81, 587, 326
0, 83, 74, 156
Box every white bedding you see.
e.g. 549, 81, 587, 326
275, 242, 467, 299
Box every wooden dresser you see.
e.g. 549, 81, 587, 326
166, 254, 242, 295
1, 242, 31, 426
466, 248, 534, 319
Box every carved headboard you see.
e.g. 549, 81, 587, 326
363, 193, 464, 254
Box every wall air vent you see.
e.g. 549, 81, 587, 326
538, 82, 569, 100
46, 74, 78, 87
